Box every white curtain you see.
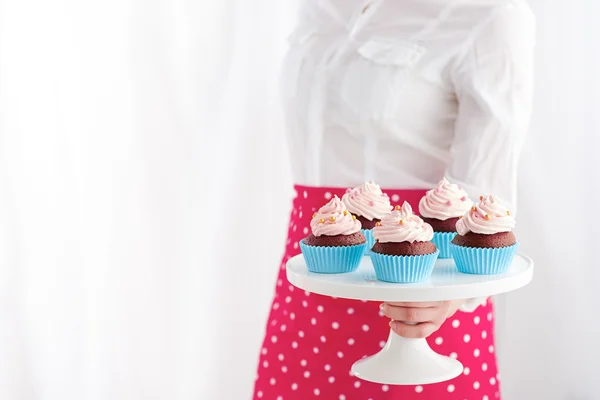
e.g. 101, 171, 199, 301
0, 1, 597, 399
494, 1, 600, 399
0, 1, 296, 399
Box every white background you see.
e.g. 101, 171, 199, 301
0, 1, 598, 399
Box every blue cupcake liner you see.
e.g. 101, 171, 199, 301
370, 250, 440, 283
362, 229, 375, 256
300, 240, 366, 274
431, 231, 457, 259
450, 242, 519, 275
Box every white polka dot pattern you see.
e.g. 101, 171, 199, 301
252, 187, 502, 399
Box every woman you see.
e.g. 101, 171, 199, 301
253, 0, 535, 398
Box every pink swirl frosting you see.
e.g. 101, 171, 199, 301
418, 177, 473, 220
310, 195, 362, 237
456, 195, 516, 235
373, 202, 434, 243
342, 181, 393, 221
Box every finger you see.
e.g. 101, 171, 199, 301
390, 320, 438, 339
381, 304, 442, 323
384, 301, 443, 308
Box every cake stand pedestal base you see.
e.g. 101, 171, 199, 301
351, 329, 463, 385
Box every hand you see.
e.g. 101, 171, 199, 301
380, 300, 464, 339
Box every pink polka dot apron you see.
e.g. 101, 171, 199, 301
252, 185, 501, 400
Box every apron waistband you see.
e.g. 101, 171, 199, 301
293, 184, 428, 213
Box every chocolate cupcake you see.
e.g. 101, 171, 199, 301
342, 181, 393, 254
450, 195, 518, 275
300, 196, 366, 274
370, 202, 439, 283
418, 177, 473, 258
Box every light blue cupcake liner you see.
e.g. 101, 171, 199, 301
450, 242, 519, 275
300, 240, 366, 274
370, 250, 440, 283
362, 229, 375, 256
432, 231, 457, 259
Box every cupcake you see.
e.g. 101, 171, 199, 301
418, 177, 473, 258
450, 195, 518, 275
342, 181, 393, 255
300, 195, 367, 274
370, 202, 439, 283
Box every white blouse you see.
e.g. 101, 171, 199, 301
281, 0, 536, 209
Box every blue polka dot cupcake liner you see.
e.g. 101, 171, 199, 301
450, 242, 519, 275
362, 229, 375, 256
370, 250, 439, 283
431, 231, 457, 259
300, 240, 366, 274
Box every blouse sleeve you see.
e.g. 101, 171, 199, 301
446, 1, 536, 211
448, 2, 535, 313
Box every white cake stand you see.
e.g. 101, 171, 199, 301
286, 254, 533, 385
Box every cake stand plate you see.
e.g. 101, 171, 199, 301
286, 254, 533, 385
